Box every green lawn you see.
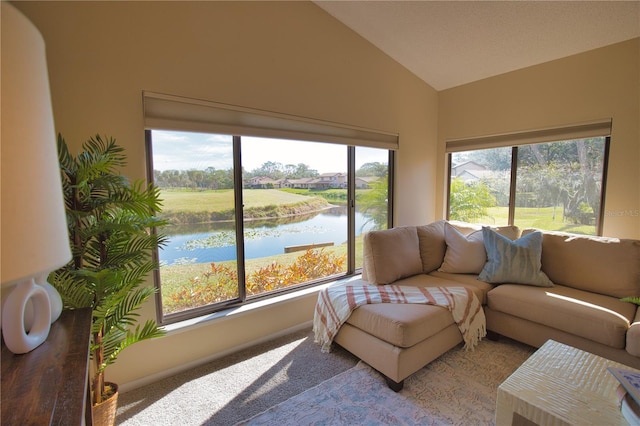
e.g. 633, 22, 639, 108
159, 188, 313, 213
471, 206, 596, 235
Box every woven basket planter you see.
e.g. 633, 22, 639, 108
92, 382, 119, 426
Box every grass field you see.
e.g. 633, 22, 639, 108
159, 188, 313, 213
470, 206, 596, 235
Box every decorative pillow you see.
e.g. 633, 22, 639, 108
479, 227, 553, 287
362, 226, 423, 285
417, 220, 447, 273
438, 222, 486, 274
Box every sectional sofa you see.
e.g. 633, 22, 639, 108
330, 220, 640, 391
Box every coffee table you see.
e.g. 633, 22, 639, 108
496, 339, 634, 426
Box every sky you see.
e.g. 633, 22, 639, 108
150, 129, 387, 173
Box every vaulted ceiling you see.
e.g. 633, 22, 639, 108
314, 1, 640, 90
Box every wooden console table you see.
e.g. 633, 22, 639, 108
1, 308, 93, 425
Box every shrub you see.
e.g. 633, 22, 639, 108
164, 249, 346, 312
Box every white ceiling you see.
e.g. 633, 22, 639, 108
314, 1, 640, 90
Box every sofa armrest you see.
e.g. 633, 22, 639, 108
626, 307, 640, 357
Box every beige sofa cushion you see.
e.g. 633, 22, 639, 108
416, 220, 483, 272
427, 271, 494, 304
346, 273, 477, 347
362, 226, 423, 285
347, 271, 491, 348
346, 303, 454, 348
487, 283, 636, 348
523, 229, 640, 299
438, 223, 485, 274
417, 220, 447, 273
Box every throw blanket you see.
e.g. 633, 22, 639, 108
313, 284, 486, 353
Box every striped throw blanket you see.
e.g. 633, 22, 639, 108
313, 284, 486, 353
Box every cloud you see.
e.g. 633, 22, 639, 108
151, 130, 233, 171
150, 130, 388, 173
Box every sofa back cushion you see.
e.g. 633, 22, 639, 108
522, 229, 640, 298
362, 226, 423, 285
416, 220, 484, 273
417, 220, 447, 273
438, 223, 486, 274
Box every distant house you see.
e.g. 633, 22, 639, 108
317, 172, 347, 189
356, 176, 377, 189
451, 161, 492, 183
280, 177, 317, 189
451, 161, 487, 177
251, 173, 379, 189
278, 173, 348, 190
248, 176, 278, 188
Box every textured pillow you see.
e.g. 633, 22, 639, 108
479, 227, 553, 287
362, 226, 423, 285
438, 222, 486, 274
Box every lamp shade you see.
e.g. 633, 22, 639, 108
1, 2, 71, 287
1, 2, 72, 353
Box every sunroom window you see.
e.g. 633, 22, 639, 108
447, 121, 611, 236
143, 92, 396, 324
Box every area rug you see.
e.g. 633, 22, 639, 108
239, 338, 535, 425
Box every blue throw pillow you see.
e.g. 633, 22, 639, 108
478, 227, 553, 287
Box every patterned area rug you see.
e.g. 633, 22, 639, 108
239, 338, 534, 425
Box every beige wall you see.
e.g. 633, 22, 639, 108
14, 1, 438, 388
438, 38, 640, 239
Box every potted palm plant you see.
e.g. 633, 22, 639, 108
49, 134, 167, 426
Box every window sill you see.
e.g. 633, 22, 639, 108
162, 274, 364, 336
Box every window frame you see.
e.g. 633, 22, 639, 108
446, 135, 611, 236
146, 129, 394, 325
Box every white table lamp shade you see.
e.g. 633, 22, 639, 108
1, 3, 72, 353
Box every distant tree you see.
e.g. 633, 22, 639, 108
283, 163, 319, 179
356, 162, 388, 178
449, 177, 496, 222
252, 161, 285, 180
296, 163, 319, 178
516, 138, 604, 223
358, 175, 388, 230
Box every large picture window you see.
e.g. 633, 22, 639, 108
144, 93, 395, 323
447, 122, 610, 236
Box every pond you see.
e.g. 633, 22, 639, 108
159, 206, 376, 266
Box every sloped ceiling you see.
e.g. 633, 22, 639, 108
314, 1, 640, 90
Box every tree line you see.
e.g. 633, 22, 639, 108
451, 138, 606, 224
154, 161, 388, 190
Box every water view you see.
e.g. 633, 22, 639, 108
159, 206, 375, 266
150, 130, 390, 314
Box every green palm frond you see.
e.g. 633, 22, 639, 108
51, 134, 167, 405
98, 320, 165, 375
